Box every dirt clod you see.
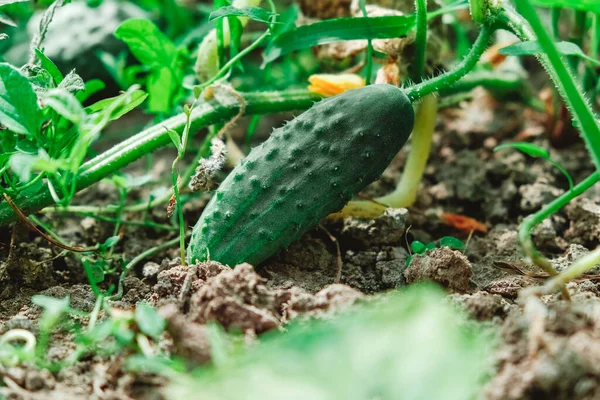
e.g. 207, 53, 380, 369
189, 263, 289, 334
404, 247, 472, 292
283, 284, 364, 321
450, 292, 513, 321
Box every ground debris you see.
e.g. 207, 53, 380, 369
485, 296, 600, 400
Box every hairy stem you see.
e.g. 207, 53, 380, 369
413, 0, 428, 82
405, 24, 494, 102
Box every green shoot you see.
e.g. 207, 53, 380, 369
358, 0, 373, 84
494, 142, 574, 190
406, 236, 466, 266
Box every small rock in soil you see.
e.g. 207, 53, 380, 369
404, 247, 472, 292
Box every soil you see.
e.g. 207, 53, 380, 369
2, 87, 600, 399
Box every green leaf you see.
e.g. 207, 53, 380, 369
263, 15, 416, 64
0, 63, 41, 136
0, 13, 17, 27
32, 295, 70, 317
44, 89, 85, 124
166, 127, 182, 153
103, 235, 120, 248
135, 302, 166, 339
86, 89, 148, 121
83, 258, 106, 284
532, 0, 600, 13
411, 240, 426, 254
0, 0, 29, 5
494, 142, 550, 159
9, 151, 65, 182
209, 6, 276, 24
147, 66, 175, 113
228, 15, 244, 71
115, 19, 178, 67
439, 236, 466, 251
500, 41, 600, 67
9, 153, 37, 182
59, 70, 86, 93
34, 48, 64, 85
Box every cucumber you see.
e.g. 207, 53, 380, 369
188, 84, 414, 266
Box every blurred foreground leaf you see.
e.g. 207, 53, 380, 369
165, 285, 493, 400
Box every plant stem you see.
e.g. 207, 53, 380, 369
171, 160, 186, 264
519, 171, 600, 298
551, 7, 561, 39
358, 0, 373, 84
194, 0, 278, 94
0, 90, 320, 227
376, 94, 438, 207
405, 24, 494, 102
109, 234, 186, 301
499, 4, 600, 172
413, 0, 428, 82
566, 10, 587, 73
543, 245, 600, 293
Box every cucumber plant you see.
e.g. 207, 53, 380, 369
1, 0, 599, 300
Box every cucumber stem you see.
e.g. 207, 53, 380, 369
405, 25, 495, 102
376, 94, 438, 208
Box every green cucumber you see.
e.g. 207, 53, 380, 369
188, 84, 414, 266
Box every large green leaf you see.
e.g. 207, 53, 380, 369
115, 19, 178, 67
43, 89, 85, 125
263, 15, 416, 64
500, 41, 600, 67
85, 89, 148, 121
0, 63, 41, 136
209, 6, 275, 24
0, 0, 29, 6
532, 0, 600, 13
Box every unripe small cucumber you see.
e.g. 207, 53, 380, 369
188, 84, 414, 266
